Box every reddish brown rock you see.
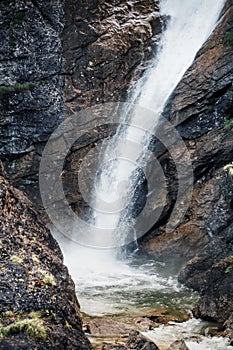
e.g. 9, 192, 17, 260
87, 318, 133, 336
62, 0, 162, 111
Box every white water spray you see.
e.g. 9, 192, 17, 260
53, 0, 226, 323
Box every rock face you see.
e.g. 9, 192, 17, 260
0, 175, 92, 349
59, 0, 163, 215
163, 4, 233, 333
0, 0, 64, 209
0, 0, 163, 214
87, 318, 133, 336
164, 3, 233, 138
62, 0, 162, 111
179, 221, 233, 324
138, 2, 233, 259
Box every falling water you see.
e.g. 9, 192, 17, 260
54, 1, 229, 348
90, 0, 226, 249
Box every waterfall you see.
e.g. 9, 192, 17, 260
89, 0, 226, 249
50, 0, 226, 321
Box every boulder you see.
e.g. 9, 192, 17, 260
87, 318, 133, 336
167, 340, 189, 350
125, 331, 160, 350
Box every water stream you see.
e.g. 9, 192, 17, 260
54, 0, 231, 348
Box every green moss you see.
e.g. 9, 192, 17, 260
223, 31, 233, 47
207, 105, 214, 112
37, 269, 56, 287
0, 318, 46, 339
226, 256, 233, 264
11, 11, 25, 25
31, 254, 40, 264
3, 311, 15, 318
10, 255, 23, 263
224, 118, 233, 130
225, 256, 233, 273
0, 82, 34, 98
224, 162, 233, 177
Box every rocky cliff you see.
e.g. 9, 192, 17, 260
0, 0, 233, 345
151, 0, 233, 337
0, 0, 65, 209
0, 174, 92, 349
0, 0, 163, 212
139, 1, 233, 259
62, 0, 162, 111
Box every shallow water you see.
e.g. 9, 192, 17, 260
144, 319, 233, 350
53, 228, 233, 349
61, 244, 196, 317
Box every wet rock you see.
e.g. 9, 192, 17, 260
140, 158, 233, 259
60, 0, 163, 216
0, 0, 64, 209
87, 318, 133, 336
62, 0, 163, 110
0, 176, 92, 349
125, 331, 160, 350
179, 220, 233, 328
205, 325, 225, 337
142, 309, 190, 325
134, 317, 158, 331
167, 340, 189, 350
164, 4, 233, 138
138, 2, 233, 259
0, 0, 163, 216
102, 345, 127, 350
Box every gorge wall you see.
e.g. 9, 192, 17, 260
0, 173, 92, 349
138, 0, 233, 259
0, 0, 163, 211
0, 0, 233, 344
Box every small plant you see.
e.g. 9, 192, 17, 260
31, 254, 40, 264
28, 311, 43, 319
224, 162, 233, 177
3, 311, 15, 318
10, 255, 23, 264
43, 310, 56, 322
207, 105, 214, 112
65, 320, 72, 329
224, 118, 233, 130
225, 256, 233, 273
37, 269, 56, 287
0, 82, 34, 98
0, 318, 46, 339
226, 256, 233, 264
223, 31, 233, 47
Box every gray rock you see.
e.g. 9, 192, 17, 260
125, 331, 160, 350
88, 319, 133, 336
167, 340, 189, 350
